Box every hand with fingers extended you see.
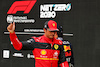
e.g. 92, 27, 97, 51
7, 22, 15, 33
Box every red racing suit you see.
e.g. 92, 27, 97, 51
10, 32, 69, 67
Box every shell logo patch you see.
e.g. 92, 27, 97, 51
54, 44, 59, 50
41, 50, 46, 55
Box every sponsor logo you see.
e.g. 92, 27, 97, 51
66, 57, 71, 62
7, 0, 37, 14
64, 45, 71, 52
65, 51, 71, 57
7, 0, 36, 23
3, 50, 10, 58
54, 44, 59, 50
7, 15, 35, 23
13, 53, 24, 57
27, 39, 34, 43
53, 51, 58, 59
41, 50, 47, 55
63, 41, 70, 44
53, 23, 55, 26
40, 3, 71, 18
27, 54, 34, 59
24, 29, 44, 32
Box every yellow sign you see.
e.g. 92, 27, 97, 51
54, 44, 59, 50
41, 50, 46, 55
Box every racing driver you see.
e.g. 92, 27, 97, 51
7, 20, 69, 67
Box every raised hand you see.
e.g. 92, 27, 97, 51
7, 22, 15, 33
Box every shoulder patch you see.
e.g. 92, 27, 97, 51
55, 39, 62, 45
36, 37, 42, 42
58, 40, 62, 45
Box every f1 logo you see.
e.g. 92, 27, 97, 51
7, 0, 37, 14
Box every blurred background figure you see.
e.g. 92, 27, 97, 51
55, 25, 74, 67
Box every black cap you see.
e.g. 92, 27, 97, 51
57, 25, 63, 37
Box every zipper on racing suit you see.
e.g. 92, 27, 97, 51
51, 43, 53, 67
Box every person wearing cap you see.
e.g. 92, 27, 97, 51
54, 25, 74, 67
7, 20, 69, 67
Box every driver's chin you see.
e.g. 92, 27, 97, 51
49, 35, 54, 39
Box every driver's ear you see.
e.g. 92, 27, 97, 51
43, 28, 46, 33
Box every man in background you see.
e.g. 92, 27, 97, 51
54, 25, 74, 67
